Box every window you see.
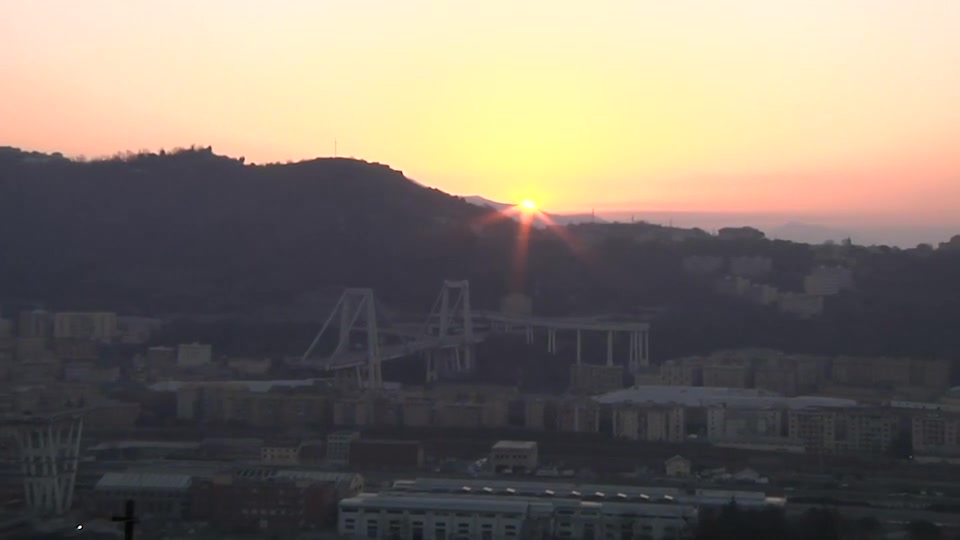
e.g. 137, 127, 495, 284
366, 521, 378, 539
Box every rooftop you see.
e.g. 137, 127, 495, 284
593, 386, 859, 410
95, 472, 192, 491
493, 440, 538, 450
389, 478, 772, 507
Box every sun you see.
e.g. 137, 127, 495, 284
520, 200, 537, 211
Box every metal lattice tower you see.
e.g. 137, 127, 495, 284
302, 288, 383, 389
1, 410, 84, 517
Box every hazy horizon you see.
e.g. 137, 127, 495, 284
2, 0, 959, 232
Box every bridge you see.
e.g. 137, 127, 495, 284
300, 280, 651, 389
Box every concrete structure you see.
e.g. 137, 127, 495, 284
53, 312, 117, 342
594, 386, 857, 410
301, 279, 652, 388
490, 440, 539, 473
338, 491, 697, 540
702, 363, 750, 388
350, 440, 425, 470
94, 472, 192, 520
912, 412, 960, 457
327, 431, 361, 464
787, 408, 897, 455
191, 472, 338, 533
1, 410, 84, 517
260, 442, 301, 466
707, 406, 784, 442
177, 343, 213, 367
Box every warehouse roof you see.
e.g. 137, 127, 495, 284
94, 472, 192, 491
593, 386, 858, 410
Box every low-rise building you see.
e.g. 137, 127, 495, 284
338, 491, 698, 540
260, 442, 301, 466
53, 312, 117, 342
350, 440, 424, 470
93, 472, 192, 521
664, 455, 692, 478
490, 440, 538, 473
569, 364, 624, 395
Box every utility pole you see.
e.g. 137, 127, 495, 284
112, 499, 138, 540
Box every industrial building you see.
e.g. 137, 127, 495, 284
338, 491, 697, 540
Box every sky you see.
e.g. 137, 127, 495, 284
1, 0, 959, 228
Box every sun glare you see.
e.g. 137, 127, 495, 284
520, 200, 537, 211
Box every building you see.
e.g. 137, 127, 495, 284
93, 472, 192, 520
490, 441, 538, 474
659, 360, 702, 386
327, 431, 360, 464
912, 412, 960, 457
191, 472, 339, 533
664, 455, 691, 478
702, 363, 750, 388
338, 491, 698, 540
177, 343, 212, 367
260, 442, 301, 466
53, 312, 118, 342
706, 406, 784, 442
787, 408, 897, 456
569, 364, 624, 395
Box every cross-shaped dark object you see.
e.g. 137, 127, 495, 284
111, 499, 138, 540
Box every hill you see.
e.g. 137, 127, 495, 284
2, 147, 960, 361
0, 147, 515, 315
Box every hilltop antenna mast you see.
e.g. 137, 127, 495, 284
334, 138, 338, 158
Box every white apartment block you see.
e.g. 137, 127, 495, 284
53, 312, 117, 342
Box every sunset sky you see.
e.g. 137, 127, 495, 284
1, 0, 958, 225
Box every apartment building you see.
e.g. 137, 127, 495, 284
702, 363, 750, 388
53, 312, 118, 342
659, 359, 702, 386
788, 408, 897, 456
707, 407, 783, 442
912, 412, 960, 456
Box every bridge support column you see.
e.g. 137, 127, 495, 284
525, 326, 534, 345
628, 331, 642, 374
606, 331, 614, 367
576, 330, 582, 365
6, 413, 84, 517
547, 328, 557, 354
425, 352, 438, 383
643, 331, 650, 367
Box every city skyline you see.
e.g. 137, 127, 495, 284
2, 0, 959, 226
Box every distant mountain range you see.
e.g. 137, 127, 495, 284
464, 196, 605, 227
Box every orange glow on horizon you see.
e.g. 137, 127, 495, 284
1, 0, 959, 222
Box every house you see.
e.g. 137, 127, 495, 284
664, 455, 691, 478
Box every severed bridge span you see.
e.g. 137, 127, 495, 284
298, 280, 651, 389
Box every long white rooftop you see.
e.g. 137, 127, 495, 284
593, 386, 859, 410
